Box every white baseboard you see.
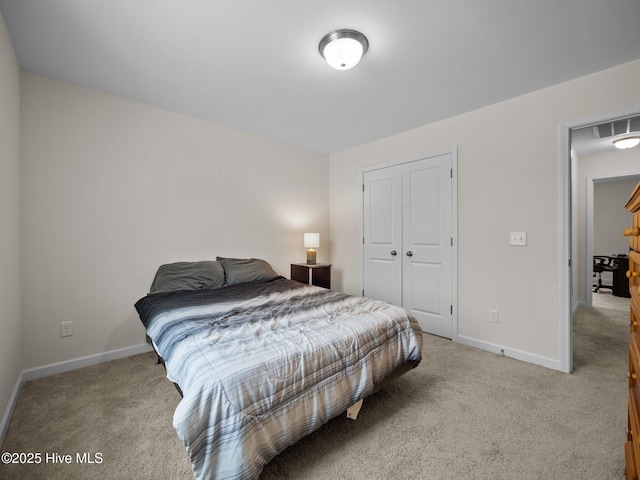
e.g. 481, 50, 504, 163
0, 371, 25, 442
572, 300, 586, 317
455, 335, 562, 371
1, 343, 153, 439
21, 343, 153, 382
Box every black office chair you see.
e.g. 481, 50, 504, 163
593, 256, 616, 293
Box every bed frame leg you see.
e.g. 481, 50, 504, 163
346, 399, 363, 420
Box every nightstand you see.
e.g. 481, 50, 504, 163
291, 263, 331, 289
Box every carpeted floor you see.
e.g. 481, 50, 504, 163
0, 292, 630, 479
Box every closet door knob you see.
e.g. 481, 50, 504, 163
633, 227, 640, 236
628, 271, 639, 279
390, 250, 397, 256
406, 251, 413, 257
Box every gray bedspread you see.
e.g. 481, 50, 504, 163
135, 277, 423, 479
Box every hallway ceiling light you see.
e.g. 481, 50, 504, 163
319, 29, 368, 70
613, 136, 640, 149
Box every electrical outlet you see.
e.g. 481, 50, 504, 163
510, 232, 527, 246
489, 309, 499, 324
60, 321, 73, 337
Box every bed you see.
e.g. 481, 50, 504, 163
134, 258, 423, 480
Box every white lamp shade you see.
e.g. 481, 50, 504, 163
304, 233, 320, 248
319, 29, 368, 71
322, 37, 364, 70
613, 136, 640, 149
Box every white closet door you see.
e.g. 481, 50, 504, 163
363, 165, 403, 306
363, 152, 454, 339
402, 154, 452, 338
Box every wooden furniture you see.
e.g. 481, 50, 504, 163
625, 183, 640, 480
290, 263, 331, 289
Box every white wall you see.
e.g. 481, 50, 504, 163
20, 72, 329, 369
0, 9, 21, 438
329, 59, 640, 368
594, 179, 637, 256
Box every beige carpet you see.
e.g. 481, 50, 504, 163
0, 293, 630, 479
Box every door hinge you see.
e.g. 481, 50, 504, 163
451, 237, 453, 246
450, 169, 453, 178
362, 289, 365, 296
362, 184, 365, 192
450, 305, 453, 314
363, 236, 365, 245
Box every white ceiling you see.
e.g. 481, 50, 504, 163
2, 0, 640, 154
572, 115, 640, 156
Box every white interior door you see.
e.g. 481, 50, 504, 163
363, 165, 402, 306
363, 153, 454, 339
402, 155, 452, 338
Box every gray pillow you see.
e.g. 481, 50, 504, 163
150, 261, 226, 293
216, 257, 278, 285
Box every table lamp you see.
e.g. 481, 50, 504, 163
304, 233, 319, 265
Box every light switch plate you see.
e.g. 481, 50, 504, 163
510, 232, 527, 246
60, 321, 73, 337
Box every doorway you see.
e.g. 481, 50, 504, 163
561, 107, 640, 373
586, 175, 640, 307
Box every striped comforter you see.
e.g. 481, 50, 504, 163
135, 277, 423, 480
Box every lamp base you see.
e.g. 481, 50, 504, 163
306, 249, 316, 265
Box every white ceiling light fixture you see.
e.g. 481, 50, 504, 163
613, 136, 640, 149
319, 29, 369, 70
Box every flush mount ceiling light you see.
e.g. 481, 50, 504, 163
319, 29, 369, 70
613, 136, 640, 149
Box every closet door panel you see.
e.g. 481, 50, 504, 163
368, 259, 399, 305
407, 166, 440, 246
363, 166, 402, 306
403, 155, 452, 338
406, 261, 441, 315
